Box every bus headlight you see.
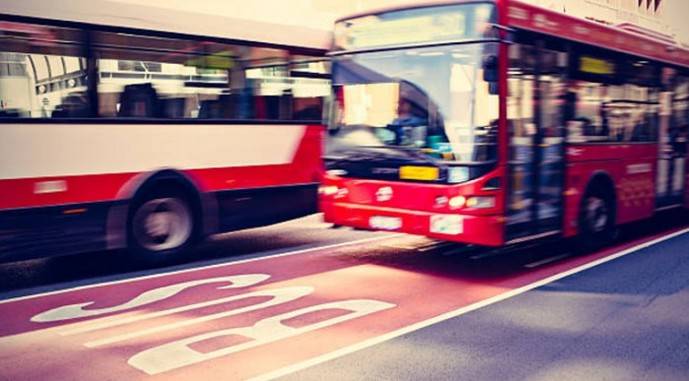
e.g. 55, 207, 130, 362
449, 195, 466, 209
319, 185, 348, 199
318, 185, 339, 196
466, 196, 495, 209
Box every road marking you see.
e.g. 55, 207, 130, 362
417, 242, 455, 252
32, 274, 269, 323
59, 284, 302, 336
469, 250, 503, 260
524, 254, 570, 268
128, 299, 396, 375
0, 234, 398, 305
249, 227, 689, 381
82, 287, 316, 348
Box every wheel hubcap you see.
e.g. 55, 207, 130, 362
585, 197, 608, 233
133, 197, 192, 252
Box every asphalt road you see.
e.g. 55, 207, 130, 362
0, 211, 688, 380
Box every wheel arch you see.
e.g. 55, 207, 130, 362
106, 169, 219, 250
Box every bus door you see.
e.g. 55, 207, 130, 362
656, 73, 689, 208
505, 42, 567, 242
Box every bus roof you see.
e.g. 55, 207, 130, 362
334, 0, 468, 23
335, 0, 689, 68
0, 0, 333, 52
507, 0, 689, 68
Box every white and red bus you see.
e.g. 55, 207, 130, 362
0, 0, 331, 263
321, 0, 689, 248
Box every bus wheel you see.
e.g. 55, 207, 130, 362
128, 189, 196, 264
577, 190, 616, 252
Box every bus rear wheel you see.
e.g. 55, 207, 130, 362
128, 189, 197, 265
577, 190, 616, 252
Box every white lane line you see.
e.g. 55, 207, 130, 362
417, 242, 454, 253
249, 227, 689, 381
0, 235, 398, 305
524, 254, 570, 268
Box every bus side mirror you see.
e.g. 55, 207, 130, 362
483, 55, 498, 83
488, 83, 499, 95
483, 55, 499, 95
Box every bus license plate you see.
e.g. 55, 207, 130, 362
399, 166, 439, 181
430, 215, 463, 235
370, 216, 402, 231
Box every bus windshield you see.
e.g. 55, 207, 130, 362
328, 42, 499, 164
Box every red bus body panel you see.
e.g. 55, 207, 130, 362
563, 144, 657, 237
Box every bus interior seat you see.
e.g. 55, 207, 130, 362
118, 83, 160, 118
293, 97, 324, 121
198, 94, 244, 119
160, 98, 186, 118
51, 93, 90, 118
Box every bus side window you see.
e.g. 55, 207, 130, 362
567, 47, 663, 144
566, 46, 618, 143
92, 31, 329, 121
622, 58, 660, 143
672, 74, 689, 152
0, 22, 89, 119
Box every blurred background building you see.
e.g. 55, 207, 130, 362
522, 1, 671, 38
520, 0, 688, 46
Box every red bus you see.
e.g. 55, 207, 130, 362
321, 0, 689, 248
0, 1, 331, 263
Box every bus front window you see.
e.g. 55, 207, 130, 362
328, 43, 499, 166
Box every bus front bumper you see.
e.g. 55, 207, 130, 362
321, 201, 504, 247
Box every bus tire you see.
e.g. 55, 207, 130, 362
127, 187, 198, 265
577, 185, 616, 253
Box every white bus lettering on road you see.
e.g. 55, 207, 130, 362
83, 286, 315, 347
31, 274, 269, 322
128, 299, 396, 375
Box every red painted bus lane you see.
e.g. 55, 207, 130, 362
0, 228, 687, 380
